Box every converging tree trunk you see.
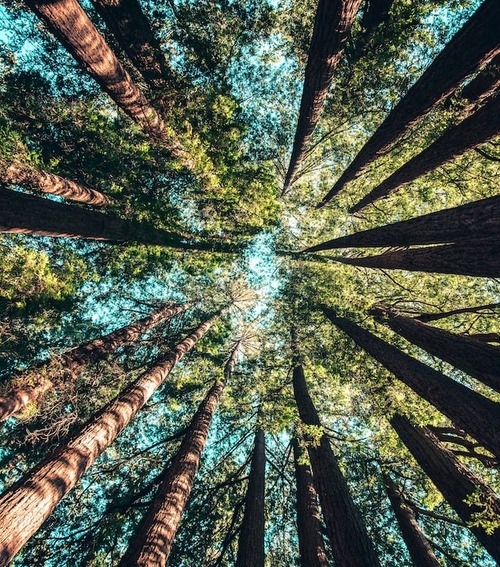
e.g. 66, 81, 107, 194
382, 473, 440, 567
322, 308, 500, 457
236, 428, 266, 567
293, 437, 329, 567
282, 0, 363, 193
0, 313, 219, 565
390, 414, 500, 562
457, 53, 500, 110
350, 93, 500, 212
414, 302, 500, 323
293, 364, 380, 567
371, 306, 500, 393
318, 0, 500, 206
0, 302, 188, 422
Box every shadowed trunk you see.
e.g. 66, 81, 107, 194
371, 306, 500, 392
455, 53, 500, 110
351, 93, 500, 212
0, 303, 188, 421
390, 414, 500, 562
318, 0, 500, 206
322, 308, 500, 457
293, 364, 380, 567
293, 438, 329, 567
0, 313, 219, 565
414, 302, 500, 323
282, 0, 363, 193
236, 428, 266, 567
382, 473, 440, 567
361, 0, 393, 32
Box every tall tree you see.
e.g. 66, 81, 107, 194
350, 93, 500, 212
236, 427, 267, 567
293, 363, 380, 566
293, 437, 329, 567
390, 413, 500, 562
382, 472, 440, 567
415, 302, 500, 323
318, 0, 500, 206
0, 302, 189, 421
0, 313, 219, 564
371, 305, 500, 393
282, 0, 363, 193
321, 308, 500, 457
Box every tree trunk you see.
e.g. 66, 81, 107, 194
306, 195, 500, 251
0, 303, 188, 421
322, 308, 500, 457
293, 438, 329, 567
458, 53, 500, 110
0, 187, 241, 253
333, 240, 500, 278
350, 93, 500, 212
371, 306, 500, 393
3, 162, 111, 206
0, 313, 218, 565
390, 414, 500, 562
361, 0, 393, 32
119, 379, 225, 566
282, 0, 363, 193
293, 364, 380, 567
236, 428, 266, 567
318, 0, 500, 206
382, 473, 440, 567
414, 302, 500, 323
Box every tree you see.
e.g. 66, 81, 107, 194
414, 302, 500, 323
293, 363, 380, 567
318, 0, 500, 205
452, 53, 500, 111
360, 0, 394, 33
321, 308, 500, 457
0, 313, 219, 564
390, 413, 500, 562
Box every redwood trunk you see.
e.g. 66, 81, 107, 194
0, 314, 218, 565
371, 306, 500, 392
351, 93, 500, 212
459, 53, 500, 109
119, 380, 225, 566
361, 0, 393, 31
390, 414, 500, 561
415, 302, 500, 323
0, 303, 188, 421
236, 428, 266, 567
293, 364, 380, 567
293, 438, 329, 567
382, 473, 440, 567
283, 0, 362, 192
318, 0, 500, 205
322, 309, 500, 457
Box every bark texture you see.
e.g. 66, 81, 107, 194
458, 52, 500, 110
0, 314, 218, 565
293, 364, 380, 567
236, 428, 266, 567
283, 0, 363, 192
391, 414, 500, 562
322, 308, 500, 457
0, 303, 188, 421
318, 0, 500, 206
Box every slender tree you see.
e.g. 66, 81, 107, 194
350, 93, 500, 212
318, 0, 500, 206
0, 313, 219, 565
282, 0, 363, 193
414, 302, 500, 323
382, 472, 440, 567
390, 414, 500, 562
293, 437, 329, 567
371, 305, 500, 393
236, 427, 267, 567
293, 364, 380, 566
322, 308, 500, 457
0, 302, 189, 422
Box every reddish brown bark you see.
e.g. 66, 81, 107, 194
0, 303, 188, 421
390, 414, 500, 562
236, 428, 266, 567
293, 364, 380, 567
322, 308, 500, 457
282, 0, 363, 193
0, 314, 218, 565
414, 302, 500, 323
458, 53, 500, 110
318, 0, 500, 206
293, 438, 329, 567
